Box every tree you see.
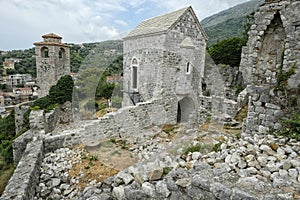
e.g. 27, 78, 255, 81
49, 75, 74, 104
208, 37, 247, 67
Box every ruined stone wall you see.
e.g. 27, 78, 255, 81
14, 101, 33, 134
240, 0, 300, 134
243, 85, 284, 135
240, 0, 300, 87
1, 140, 44, 200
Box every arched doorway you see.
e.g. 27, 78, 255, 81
177, 97, 195, 123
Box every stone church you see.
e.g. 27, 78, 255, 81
34, 33, 70, 97
122, 6, 207, 123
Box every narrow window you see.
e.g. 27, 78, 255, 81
59, 50, 63, 58
132, 66, 137, 89
186, 62, 191, 74
59, 48, 65, 59
44, 50, 49, 58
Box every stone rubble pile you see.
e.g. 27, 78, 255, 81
35, 130, 300, 200
34, 147, 84, 200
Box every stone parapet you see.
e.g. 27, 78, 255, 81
1, 140, 44, 200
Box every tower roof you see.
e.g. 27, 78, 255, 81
34, 33, 68, 47
42, 33, 62, 39
124, 6, 207, 40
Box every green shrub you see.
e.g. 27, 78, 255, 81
208, 37, 247, 67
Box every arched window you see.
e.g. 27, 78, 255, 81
131, 58, 138, 90
59, 48, 65, 59
41, 47, 49, 58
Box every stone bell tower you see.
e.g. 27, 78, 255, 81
34, 33, 70, 97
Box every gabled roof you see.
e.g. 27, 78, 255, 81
124, 6, 208, 40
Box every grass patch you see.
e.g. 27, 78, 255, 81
183, 144, 201, 155
276, 113, 300, 141
212, 142, 222, 152
235, 104, 248, 122
69, 147, 119, 191
162, 167, 172, 176
162, 124, 178, 137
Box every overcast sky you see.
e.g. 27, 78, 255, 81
0, 0, 252, 51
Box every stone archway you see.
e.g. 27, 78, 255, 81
177, 96, 195, 123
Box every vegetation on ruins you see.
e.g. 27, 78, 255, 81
277, 112, 300, 140
22, 75, 74, 131
207, 37, 247, 67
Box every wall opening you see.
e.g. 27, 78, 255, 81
131, 58, 138, 90
177, 96, 195, 123
186, 62, 191, 74
257, 12, 286, 84
132, 66, 138, 89
59, 48, 65, 59
41, 47, 49, 58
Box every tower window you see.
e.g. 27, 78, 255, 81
41, 47, 49, 58
59, 48, 65, 59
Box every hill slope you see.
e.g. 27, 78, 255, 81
201, 0, 263, 46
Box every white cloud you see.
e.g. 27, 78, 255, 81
114, 19, 128, 27
0, 0, 252, 50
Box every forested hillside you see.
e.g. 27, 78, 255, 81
0, 40, 123, 77
201, 0, 263, 46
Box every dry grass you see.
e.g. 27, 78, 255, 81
69, 149, 119, 190
0, 164, 14, 195
235, 104, 248, 122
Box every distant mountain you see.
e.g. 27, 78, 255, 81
201, 0, 264, 46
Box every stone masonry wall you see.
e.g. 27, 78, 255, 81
1, 140, 44, 200
240, 0, 300, 87
240, 0, 300, 134
15, 101, 33, 134
243, 85, 284, 135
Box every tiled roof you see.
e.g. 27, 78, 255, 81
42, 33, 62, 39
33, 42, 69, 47
124, 6, 207, 40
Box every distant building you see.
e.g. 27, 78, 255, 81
6, 74, 32, 87
4, 58, 22, 63
0, 51, 7, 56
13, 87, 33, 96
3, 61, 15, 70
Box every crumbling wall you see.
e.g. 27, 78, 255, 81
14, 101, 33, 134
240, 0, 300, 134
